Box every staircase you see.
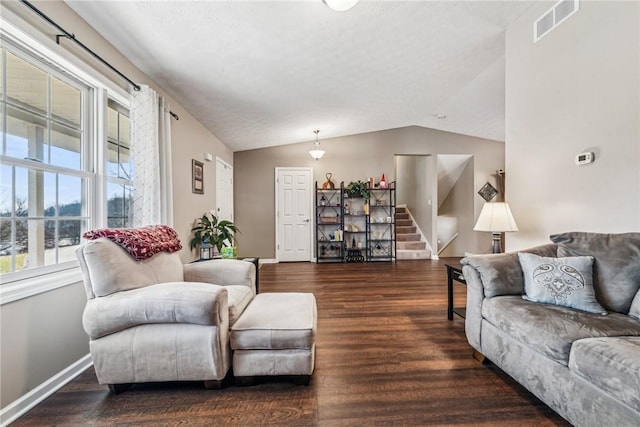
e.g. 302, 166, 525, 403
395, 207, 432, 260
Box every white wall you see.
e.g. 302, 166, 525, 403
505, 1, 640, 250
395, 155, 435, 248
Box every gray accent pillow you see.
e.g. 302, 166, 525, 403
629, 291, 640, 321
518, 252, 607, 315
550, 232, 640, 313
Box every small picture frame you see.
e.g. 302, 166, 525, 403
478, 182, 498, 202
192, 159, 204, 194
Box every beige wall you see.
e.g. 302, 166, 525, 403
235, 126, 505, 258
1, 0, 232, 410
505, 1, 640, 250
395, 155, 435, 250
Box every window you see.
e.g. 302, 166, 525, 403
106, 100, 133, 228
1, 46, 91, 277
0, 21, 135, 297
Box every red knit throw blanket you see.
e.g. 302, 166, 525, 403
83, 225, 182, 261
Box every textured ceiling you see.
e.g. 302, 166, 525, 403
65, 1, 535, 152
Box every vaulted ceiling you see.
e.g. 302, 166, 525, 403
66, 1, 535, 152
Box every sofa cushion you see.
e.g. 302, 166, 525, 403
482, 296, 640, 365
77, 238, 184, 297
231, 293, 317, 350
518, 252, 607, 315
551, 232, 640, 313
83, 282, 228, 339
569, 337, 640, 411
226, 285, 254, 326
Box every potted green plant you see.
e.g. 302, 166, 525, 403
190, 211, 240, 259
345, 180, 370, 200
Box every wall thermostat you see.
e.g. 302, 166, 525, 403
575, 152, 594, 165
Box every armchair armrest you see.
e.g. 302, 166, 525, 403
83, 282, 228, 339
183, 259, 256, 293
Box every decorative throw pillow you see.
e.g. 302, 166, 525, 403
518, 252, 607, 315
629, 291, 640, 321
550, 232, 640, 313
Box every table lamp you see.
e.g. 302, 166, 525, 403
473, 202, 518, 253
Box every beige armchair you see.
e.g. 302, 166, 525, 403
76, 237, 255, 393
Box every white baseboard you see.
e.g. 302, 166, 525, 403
258, 258, 278, 264
431, 254, 440, 260
1, 354, 93, 427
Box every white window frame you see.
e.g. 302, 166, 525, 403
0, 15, 130, 304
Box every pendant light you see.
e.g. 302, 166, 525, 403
309, 130, 325, 160
322, 0, 360, 12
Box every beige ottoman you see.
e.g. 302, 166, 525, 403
230, 292, 317, 385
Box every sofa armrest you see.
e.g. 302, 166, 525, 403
461, 243, 557, 352
183, 259, 256, 293
460, 244, 557, 298
83, 282, 228, 339
462, 265, 485, 351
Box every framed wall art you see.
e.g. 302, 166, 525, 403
192, 159, 204, 194
478, 181, 498, 202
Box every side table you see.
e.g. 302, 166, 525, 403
241, 257, 260, 294
446, 263, 466, 320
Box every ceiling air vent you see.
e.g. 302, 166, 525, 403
534, 0, 579, 42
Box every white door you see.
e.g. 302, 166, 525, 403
275, 167, 312, 262
216, 158, 233, 221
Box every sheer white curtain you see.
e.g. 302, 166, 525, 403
129, 85, 173, 227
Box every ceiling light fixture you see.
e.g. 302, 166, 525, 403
309, 130, 325, 160
322, 0, 360, 12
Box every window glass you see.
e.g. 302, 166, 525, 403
0, 163, 11, 215
58, 174, 82, 216
107, 181, 132, 228
107, 101, 131, 179
6, 105, 48, 161
6, 52, 47, 115
0, 49, 4, 99
50, 122, 81, 169
1, 44, 91, 278
51, 76, 81, 126
118, 114, 131, 179
14, 166, 29, 216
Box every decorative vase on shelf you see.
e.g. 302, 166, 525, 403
379, 173, 387, 189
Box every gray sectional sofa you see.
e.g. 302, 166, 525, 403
461, 232, 640, 427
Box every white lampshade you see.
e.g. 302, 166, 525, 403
473, 202, 518, 232
322, 0, 360, 12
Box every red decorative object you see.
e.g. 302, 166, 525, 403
83, 225, 182, 261
379, 173, 387, 189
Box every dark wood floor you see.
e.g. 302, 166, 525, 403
14, 259, 571, 426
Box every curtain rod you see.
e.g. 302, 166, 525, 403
20, 0, 180, 121
20, 0, 140, 91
